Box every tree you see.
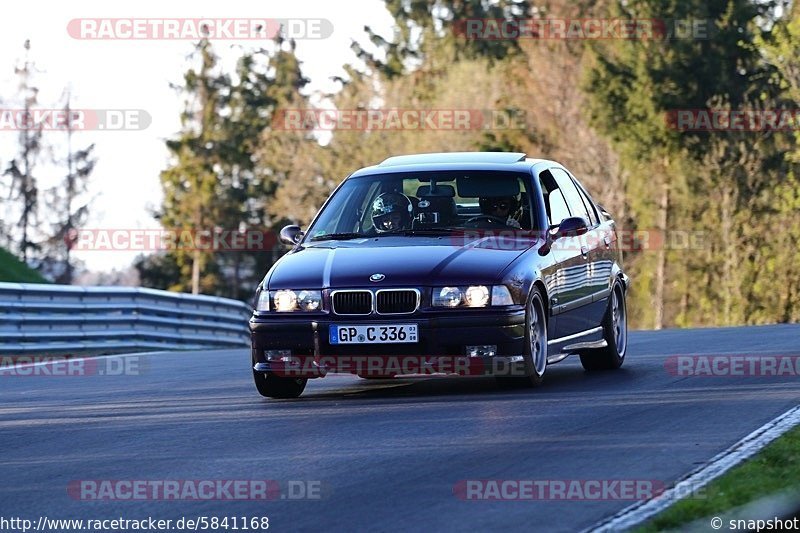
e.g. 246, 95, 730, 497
255, 37, 329, 228
354, 0, 531, 79
213, 44, 279, 299
584, 0, 783, 328
133, 252, 182, 291
153, 36, 312, 298
46, 90, 96, 284
159, 38, 230, 294
4, 40, 42, 264
748, 2, 800, 324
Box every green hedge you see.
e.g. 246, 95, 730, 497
0, 247, 49, 283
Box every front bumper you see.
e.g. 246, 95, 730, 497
250, 310, 526, 378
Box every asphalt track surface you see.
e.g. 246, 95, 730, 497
1, 324, 799, 532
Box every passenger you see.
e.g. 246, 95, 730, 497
479, 196, 521, 228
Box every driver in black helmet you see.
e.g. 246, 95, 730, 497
372, 192, 413, 233
479, 196, 521, 228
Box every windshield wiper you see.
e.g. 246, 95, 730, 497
395, 227, 464, 236
309, 232, 367, 242
311, 228, 464, 241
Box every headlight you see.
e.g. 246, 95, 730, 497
256, 289, 270, 312
465, 285, 490, 307
271, 289, 322, 312
433, 286, 463, 307
432, 285, 514, 308
297, 290, 322, 311
273, 290, 298, 312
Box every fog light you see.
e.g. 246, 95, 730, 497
466, 345, 497, 357
265, 349, 293, 361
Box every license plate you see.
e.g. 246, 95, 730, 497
329, 324, 418, 344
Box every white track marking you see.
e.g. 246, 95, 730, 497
587, 404, 800, 532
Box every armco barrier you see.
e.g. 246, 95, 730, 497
0, 282, 251, 355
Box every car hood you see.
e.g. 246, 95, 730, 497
266, 237, 534, 289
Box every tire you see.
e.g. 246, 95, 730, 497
580, 281, 627, 371
497, 287, 547, 388
253, 370, 307, 399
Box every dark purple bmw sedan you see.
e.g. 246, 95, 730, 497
250, 152, 629, 398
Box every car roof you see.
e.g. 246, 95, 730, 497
348, 152, 555, 178
381, 152, 527, 166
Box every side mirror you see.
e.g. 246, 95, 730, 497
555, 216, 589, 239
279, 225, 304, 245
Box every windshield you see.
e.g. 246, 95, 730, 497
306, 170, 539, 241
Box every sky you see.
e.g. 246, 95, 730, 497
0, 0, 395, 272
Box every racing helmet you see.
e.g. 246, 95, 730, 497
371, 192, 413, 233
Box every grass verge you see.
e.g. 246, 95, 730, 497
636, 424, 800, 531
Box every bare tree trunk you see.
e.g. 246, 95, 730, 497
191, 249, 201, 295
64, 96, 74, 285
191, 203, 202, 295
19, 91, 34, 264
680, 284, 688, 325
233, 252, 241, 299
720, 186, 735, 325
17, 40, 37, 264
653, 163, 670, 330
190, 51, 211, 297
21, 140, 30, 263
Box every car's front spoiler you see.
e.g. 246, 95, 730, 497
253, 354, 527, 379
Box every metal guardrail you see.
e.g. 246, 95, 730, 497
0, 282, 252, 355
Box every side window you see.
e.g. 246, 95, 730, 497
551, 168, 590, 224
538, 170, 571, 226
572, 178, 599, 226
548, 189, 570, 227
